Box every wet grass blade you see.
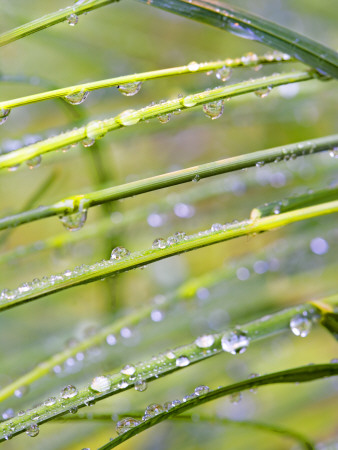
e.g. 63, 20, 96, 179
137, 0, 338, 78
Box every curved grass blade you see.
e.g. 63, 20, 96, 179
0, 200, 337, 312
137, 0, 338, 78
58, 411, 315, 450
0, 134, 337, 231
0, 295, 336, 442
0, 70, 316, 169
0, 0, 119, 47
98, 363, 338, 449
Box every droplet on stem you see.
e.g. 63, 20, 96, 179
0, 107, 11, 125
67, 14, 79, 26
64, 89, 89, 105
221, 329, 250, 354
203, 100, 224, 119
117, 81, 142, 96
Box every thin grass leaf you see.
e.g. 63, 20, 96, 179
138, 0, 338, 78
0, 134, 337, 231
0, 298, 336, 442
0, 200, 337, 312
0, 70, 317, 169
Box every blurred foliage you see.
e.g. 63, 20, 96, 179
0, 0, 337, 449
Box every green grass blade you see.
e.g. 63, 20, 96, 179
137, 0, 338, 78
0, 134, 336, 231
0, 200, 337, 312
0, 0, 119, 47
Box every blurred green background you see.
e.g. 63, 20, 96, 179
0, 0, 337, 449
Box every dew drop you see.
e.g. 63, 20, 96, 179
215, 66, 232, 82
116, 109, 140, 126
82, 137, 95, 148
59, 210, 87, 231
14, 385, 29, 398
164, 400, 181, 411
192, 174, 201, 182
254, 86, 272, 98
117, 81, 142, 96
194, 385, 210, 396
152, 238, 167, 249
203, 100, 224, 120
183, 394, 196, 402
182, 95, 197, 107
329, 147, 338, 158
106, 334, 117, 346
241, 52, 259, 65
64, 89, 89, 105
176, 356, 190, 367
211, 223, 223, 232
121, 364, 136, 376
221, 329, 250, 354
90, 376, 111, 392
26, 155, 42, 169
157, 113, 172, 124
26, 424, 39, 437
195, 334, 215, 348
116, 417, 141, 435
187, 61, 200, 72
0, 107, 11, 125
151, 309, 164, 322
118, 380, 129, 389
134, 379, 147, 392
110, 246, 130, 260
44, 397, 56, 406
86, 120, 107, 140
61, 385, 78, 399
290, 314, 312, 337
67, 14, 78, 26
143, 403, 163, 420
230, 392, 242, 404
228, 21, 257, 40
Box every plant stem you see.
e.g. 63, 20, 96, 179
0, 200, 337, 312
99, 364, 337, 449
0, 134, 336, 230
0, 0, 119, 47
137, 0, 338, 78
0, 53, 294, 110
0, 70, 318, 169
0, 297, 336, 442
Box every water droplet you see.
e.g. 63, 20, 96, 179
203, 100, 224, 120
8, 164, 20, 172
117, 81, 142, 96
248, 373, 259, 393
176, 356, 190, 367
116, 417, 141, 435
26, 424, 39, 437
134, 379, 147, 392
152, 238, 167, 249
67, 13, 78, 26
255, 161, 264, 168
118, 380, 129, 389
230, 392, 242, 404
221, 329, 250, 354
110, 246, 130, 260
241, 52, 258, 65
151, 309, 164, 322
187, 61, 200, 72
64, 89, 89, 105
61, 385, 78, 399
14, 385, 29, 398
82, 137, 95, 147
59, 210, 87, 231
194, 385, 210, 396
121, 364, 136, 376
215, 66, 232, 82
211, 223, 223, 232
26, 155, 42, 169
228, 21, 257, 40
183, 394, 196, 402
254, 86, 272, 98
290, 314, 312, 337
116, 109, 140, 126
0, 107, 11, 125
106, 334, 117, 345
182, 95, 197, 107
143, 403, 163, 420
329, 147, 338, 158
273, 204, 281, 215
86, 120, 107, 140
90, 376, 111, 392
192, 174, 201, 182
44, 397, 56, 406
164, 400, 181, 410
157, 113, 172, 124
195, 334, 215, 348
